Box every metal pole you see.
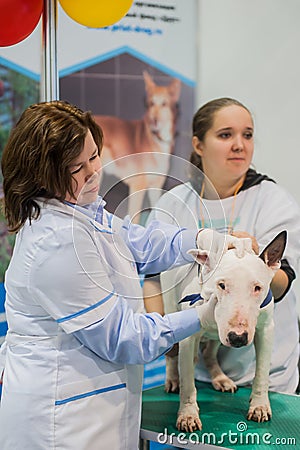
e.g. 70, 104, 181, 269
40, 0, 59, 101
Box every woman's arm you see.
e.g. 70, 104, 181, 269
271, 268, 289, 301
143, 275, 165, 315
74, 295, 200, 364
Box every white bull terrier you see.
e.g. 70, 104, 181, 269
160, 230, 287, 432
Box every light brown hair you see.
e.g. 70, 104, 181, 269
190, 97, 252, 171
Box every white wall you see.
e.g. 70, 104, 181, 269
197, 0, 300, 314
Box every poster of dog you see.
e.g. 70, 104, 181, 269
94, 71, 181, 223
60, 54, 195, 223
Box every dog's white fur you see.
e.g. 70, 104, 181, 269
161, 231, 286, 431
94, 71, 181, 223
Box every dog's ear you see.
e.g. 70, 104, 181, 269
259, 231, 287, 271
187, 249, 215, 272
143, 71, 156, 93
169, 77, 181, 102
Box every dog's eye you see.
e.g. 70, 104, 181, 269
218, 282, 226, 290
254, 285, 261, 292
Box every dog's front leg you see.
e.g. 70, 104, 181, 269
247, 304, 274, 422
202, 340, 237, 393
177, 334, 202, 432
127, 176, 147, 223
165, 352, 179, 393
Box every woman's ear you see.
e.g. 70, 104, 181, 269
192, 136, 203, 156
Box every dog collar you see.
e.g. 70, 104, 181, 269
260, 289, 273, 308
179, 289, 273, 308
179, 293, 203, 306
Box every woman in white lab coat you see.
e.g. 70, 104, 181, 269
0, 101, 247, 450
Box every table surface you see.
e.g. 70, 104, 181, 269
141, 381, 300, 449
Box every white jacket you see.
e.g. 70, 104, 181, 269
0, 198, 200, 450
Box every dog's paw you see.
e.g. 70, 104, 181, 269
247, 404, 272, 422
211, 374, 237, 393
165, 378, 179, 393
177, 405, 202, 432
248, 394, 272, 422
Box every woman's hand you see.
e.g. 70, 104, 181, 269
231, 231, 259, 254
196, 228, 253, 258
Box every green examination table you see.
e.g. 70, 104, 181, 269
140, 381, 299, 450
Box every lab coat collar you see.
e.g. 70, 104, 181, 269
65, 196, 106, 224
36, 197, 108, 231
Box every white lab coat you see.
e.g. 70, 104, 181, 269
0, 198, 200, 450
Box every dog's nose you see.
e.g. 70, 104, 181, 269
227, 331, 248, 348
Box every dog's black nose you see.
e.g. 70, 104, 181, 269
227, 331, 248, 348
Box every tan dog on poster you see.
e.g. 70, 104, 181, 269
94, 71, 181, 222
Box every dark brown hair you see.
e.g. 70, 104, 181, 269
190, 97, 252, 171
1, 100, 103, 232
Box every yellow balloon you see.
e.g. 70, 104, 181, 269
59, 0, 134, 28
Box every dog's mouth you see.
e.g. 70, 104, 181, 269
226, 331, 249, 348
150, 128, 173, 143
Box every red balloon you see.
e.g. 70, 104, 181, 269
0, 0, 43, 47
